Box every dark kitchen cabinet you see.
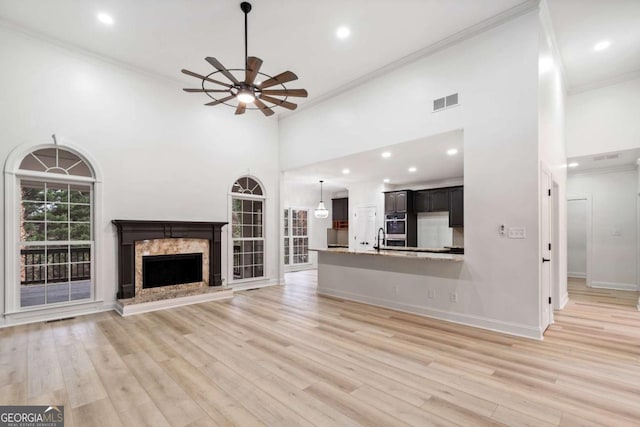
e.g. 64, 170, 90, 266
331, 198, 349, 221
384, 190, 412, 214
449, 186, 464, 227
430, 189, 450, 212
414, 190, 429, 212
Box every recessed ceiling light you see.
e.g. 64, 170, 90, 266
381, 151, 391, 158
568, 162, 579, 168
447, 148, 458, 156
97, 12, 114, 26
383, 178, 390, 183
408, 167, 417, 173
342, 168, 350, 174
336, 26, 350, 39
593, 40, 610, 51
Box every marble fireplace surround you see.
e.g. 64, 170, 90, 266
112, 220, 226, 299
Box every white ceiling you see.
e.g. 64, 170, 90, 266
547, 0, 640, 91
567, 147, 640, 174
0, 0, 529, 111
284, 130, 464, 193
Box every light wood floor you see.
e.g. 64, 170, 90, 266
2, 270, 640, 426
568, 276, 639, 308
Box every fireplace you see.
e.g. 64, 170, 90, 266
143, 253, 203, 289
112, 220, 226, 299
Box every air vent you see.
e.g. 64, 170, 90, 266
593, 155, 606, 161
606, 154, 619, 160
433, 93, 459, 112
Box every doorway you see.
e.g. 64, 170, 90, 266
354, 207, 377, 251
540, 166, 554, 330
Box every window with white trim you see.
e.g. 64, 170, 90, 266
284, 208, 309, 265
231, 177, 265, 280
17, 147, 94, 308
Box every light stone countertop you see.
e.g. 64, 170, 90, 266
311, 247, 464, 262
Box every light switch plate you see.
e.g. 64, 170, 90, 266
508, 227, 526, 239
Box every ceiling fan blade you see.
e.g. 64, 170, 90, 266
205, 95, 236, 106
260, 88, 308, 98
253, 98, 275, 117
245, 56, 263, 85
235, 103, 247, 115
258, 71, 298, 89
181, 69, 232, 88
183, 88, 231, 93
205, 57, 240, 85
259, 94, 298, 111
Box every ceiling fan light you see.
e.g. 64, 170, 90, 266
236, 89, 255, 104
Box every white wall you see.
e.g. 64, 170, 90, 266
566, 77, 640, 158
567, 199, 587, 277
281, 180, 332, 269
567, 168, 638, 290
280, 12, 543, 337
538, 3, 568, 309
0, 25, 280, 325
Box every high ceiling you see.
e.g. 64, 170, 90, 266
0, 0, 530, 111
0, 1, 638, 110
547, 0, 640, 92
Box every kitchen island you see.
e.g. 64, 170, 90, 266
312, 247, 468, 328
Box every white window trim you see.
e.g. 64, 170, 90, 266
227, 176, 267, 286
283, 207, 311, 268
3, 141, 103, 317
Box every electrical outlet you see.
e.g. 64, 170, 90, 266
427, 289, 435, 299
508, 227, 526, 239
449, 292, 458, 303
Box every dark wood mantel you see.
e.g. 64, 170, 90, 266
112, 220, 227, 299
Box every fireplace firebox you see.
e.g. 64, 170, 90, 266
143, 253, 203, 288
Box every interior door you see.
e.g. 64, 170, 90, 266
355, 207, 377, 250
541, 167, 553, 331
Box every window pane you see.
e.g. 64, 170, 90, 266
71, 279, 91, 300
22, 202, 46, 221
47, 264, 68, 283
46, 223, 68, 241
70, 185, 91, 203
70, 204, 90, 222
23, 222, 45, 241
47, 282, 70, 304
21, 245, 46, 284
47, 245, 69, 266
46, 203, 69, 221
46, 183, 69, 203
21, 181, 45, 201
70, 245, 91, 262
21, 285, 45, 307
70, 223, 91, 241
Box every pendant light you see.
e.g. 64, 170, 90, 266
314, 180, 329, 219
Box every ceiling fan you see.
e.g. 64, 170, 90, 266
181, 2, 308, 116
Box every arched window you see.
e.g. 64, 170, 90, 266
14, 146, 95, 308
230, 176, 265, 281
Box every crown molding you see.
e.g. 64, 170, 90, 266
538, 0, 568, 93
280, 0, 541, 120
568, 69, 640, 96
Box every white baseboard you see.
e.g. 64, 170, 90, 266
559, 292, 569, 309
590, 281, 639, 292
115, 289, 233, 316
1, 300, 115, 328
230, 278, 280, 291
568, 272, 586, 279
317, 288, 543, 340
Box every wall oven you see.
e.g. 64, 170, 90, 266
385, 214, 407, 246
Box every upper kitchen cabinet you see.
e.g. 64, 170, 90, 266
430, 188, 450, 212
385, 190, 412, 214
414, 188, 449, 213
449, 186, 464, 227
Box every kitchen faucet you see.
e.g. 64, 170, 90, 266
376, 227, 385, 252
